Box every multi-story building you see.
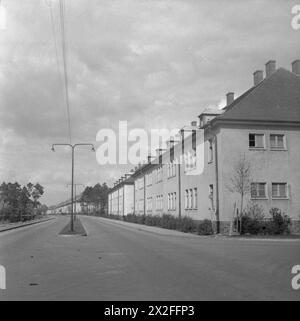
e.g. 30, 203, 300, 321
108, 60, 300, 233
108, 174, 134, 216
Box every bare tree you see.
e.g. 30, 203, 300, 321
227, 154, 252, 215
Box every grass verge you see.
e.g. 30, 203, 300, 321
59, 217, 87, 236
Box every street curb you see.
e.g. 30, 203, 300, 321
0, 217, 55, 233
84, 216, 300, 242
85, 216, 206, 238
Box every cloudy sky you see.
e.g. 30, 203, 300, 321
0, 0, 299, 205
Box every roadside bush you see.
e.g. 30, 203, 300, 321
161, 214, 179, 230
144, 215, 161, 226
179, 216, 197, 233
122, 213, 203, 234
266, 208, 291, 235
197, 219, 214, 235
240, 203, 265, 234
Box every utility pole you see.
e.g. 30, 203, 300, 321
51, 143, 95, 231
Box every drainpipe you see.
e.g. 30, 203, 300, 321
143, 173, 146, 216
123, 185, 125, 216
117, 188, 119, 216
178, 163, 182, 219
133, 181, 136, 215
213, 132, 220, 234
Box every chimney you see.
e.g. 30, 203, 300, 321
166, 137, 175, 149
156, 148, 166, 158
265, 60, 276, 77
253, 70, 263, 86
190, 121, 197, 127
292, 60, 300, 75
226, 92, 234, 106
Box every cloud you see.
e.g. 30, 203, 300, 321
0, 0, 299, 205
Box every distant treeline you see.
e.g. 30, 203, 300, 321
0, 182, 47, 223
80, 183, 110, 214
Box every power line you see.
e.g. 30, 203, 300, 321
45, 0, 69, 142
59, 0, 72, 144
45, 0, 72, 144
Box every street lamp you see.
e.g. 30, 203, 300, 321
51, 143, 95, 231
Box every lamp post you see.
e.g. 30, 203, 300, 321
51, 143, 95, 231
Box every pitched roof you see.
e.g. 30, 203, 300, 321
214, 68, 300, 123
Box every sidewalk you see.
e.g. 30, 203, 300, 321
86, 216, 209, 238
86, 216, 300, 242
0, 216, 55, 232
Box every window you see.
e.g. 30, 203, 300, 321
209, 184, 214, 210
251, 182, 267, 198
168, 192, 177, 210
147, 197, 153, 212
146, 173, 152, 186
174, 192, 176, 210
167, 162, 176, 178
208, 139, 213, 163
185, 190, 188, 209
156, 166, 163, 183
249, 133, 265, 149
189, 189, 193, 209
272, 183, 288, 198
193, 188, 197, 209
156, 194, 163, 210
270, 134, 285, 150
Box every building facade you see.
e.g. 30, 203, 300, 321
108, 60, 300, 233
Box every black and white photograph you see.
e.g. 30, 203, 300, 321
0, 0, 300, 307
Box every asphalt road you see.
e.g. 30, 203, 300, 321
0, 215, 299, 301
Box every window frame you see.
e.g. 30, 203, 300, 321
270, 134, 286, 151
251, 182, 268, 199
249, 133, 265, 150
271, 182, 288, 199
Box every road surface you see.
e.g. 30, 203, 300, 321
0, 215, 299, 300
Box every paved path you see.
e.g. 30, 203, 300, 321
0, 215, 299, 300
0, 217, 54, 232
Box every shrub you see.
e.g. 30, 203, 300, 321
179, 216, 197, 233
266, 208, 291, 235
161, 214, 178, 230
197, 219, 214, 235
101, 212, 215, 236
240, 202, 265, 234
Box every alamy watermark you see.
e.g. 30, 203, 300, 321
95, 121, 205, 175
291, 265, 300, 290
0, 265, 6, 290
291, 5, 300, 30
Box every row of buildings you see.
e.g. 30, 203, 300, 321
47, 196, 97, 215
108, 60, 300, 233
